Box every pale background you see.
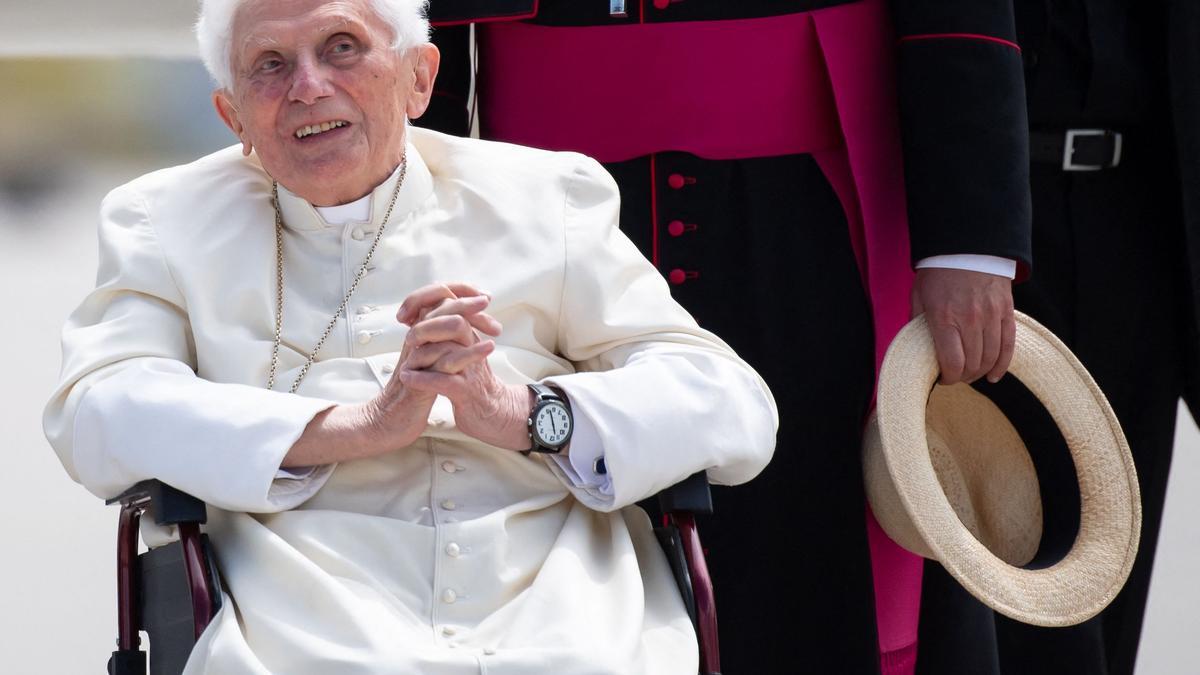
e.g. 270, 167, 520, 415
0, 2, 1196, 673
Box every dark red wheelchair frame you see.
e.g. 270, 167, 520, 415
107, 473, 722, 675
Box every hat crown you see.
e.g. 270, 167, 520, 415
924, 384, 1042, 566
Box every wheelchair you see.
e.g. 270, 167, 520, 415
105, 473, 723, 675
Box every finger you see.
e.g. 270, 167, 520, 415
407, 314, 477, 348
424, 296, 503, 337
403, 341, 459, 371
960, 321, 984, 383
987, 313, 1017, 383
397, 282, 490, 325
406, 340, 494, 374
978, 313, 1002, 383
435, 340, 494, 373
929, 323, 966, 385
398, 284, 460, 325
399, 369, 471, 400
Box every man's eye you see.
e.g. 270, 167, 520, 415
330, 41, 356, 56
259, 58, 283, 72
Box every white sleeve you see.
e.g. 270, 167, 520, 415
547, 402, 613, 498
915, 254, 1017, 279
542, 157, 778, 512
43, 184, 337, 513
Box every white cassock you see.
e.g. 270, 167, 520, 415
44, 127, 778, 674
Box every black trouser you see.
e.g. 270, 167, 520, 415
918, 131, 1188, 675
607, 151, 882, 674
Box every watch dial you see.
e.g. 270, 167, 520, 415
534, 402, 572, 446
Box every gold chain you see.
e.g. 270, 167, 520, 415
267, 157, 408, 393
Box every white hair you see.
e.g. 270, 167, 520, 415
195, 0, 431, 90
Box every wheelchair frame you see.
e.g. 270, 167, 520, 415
107, 473, 722, 675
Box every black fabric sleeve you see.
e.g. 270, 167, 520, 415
891, 0, 1033, 279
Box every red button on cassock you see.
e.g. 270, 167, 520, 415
668, 174, 685, 189
668, 269, 700, 285
653, 0, 670, 8
667, 220, 698, 237
668, 269, 687, 284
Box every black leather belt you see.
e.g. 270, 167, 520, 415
1030, 129, 1123, 171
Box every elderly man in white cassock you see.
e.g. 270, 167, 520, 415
43, 0, 777, 672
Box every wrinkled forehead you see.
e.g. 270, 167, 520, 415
233, 0, 381, 53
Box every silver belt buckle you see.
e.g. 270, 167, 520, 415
1062, 129, 1123, 171
610, 0, 627, 17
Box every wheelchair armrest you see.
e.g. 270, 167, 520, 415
653, 471, 720, 674
107, 480, 219, 675
106, 480, 207, 526
657, 471, 712, 515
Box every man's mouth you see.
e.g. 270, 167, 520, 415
294, 120, 349, 139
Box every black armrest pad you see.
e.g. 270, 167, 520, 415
657, 472, 713, 515
107, 480, 208, 526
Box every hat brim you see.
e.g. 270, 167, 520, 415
873, 312, 1141, 627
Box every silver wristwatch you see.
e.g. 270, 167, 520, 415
524, 383, 573, 455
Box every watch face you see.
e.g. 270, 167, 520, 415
533, 401, 572, 447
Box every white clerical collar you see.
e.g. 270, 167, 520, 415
315, 195, 371, 225
275, 139, 434, 232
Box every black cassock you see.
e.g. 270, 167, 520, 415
418, 2, 1033, 673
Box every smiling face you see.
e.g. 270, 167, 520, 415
213, 0, 438, 206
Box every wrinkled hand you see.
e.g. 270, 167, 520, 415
395, 283, 532, 451
911, 268, 1016, 385
363, 321, 442, 450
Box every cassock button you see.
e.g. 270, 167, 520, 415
441, 499, 458, 511
442, 460, 459, 473
356, 305, 374, 315
445, 542, 461, 557
668, 220, 685, 237
351, 227, 366, 241
381, 362, 395, 374
668, 269, 699, 285
357, 330, 373, 345
668, 173, 685, 189
442, 588, 458, 604
653, 0, 670, 8
442, 626, 457, 637
483, 648, 497, 656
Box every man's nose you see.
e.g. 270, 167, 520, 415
288, 55, 334, 105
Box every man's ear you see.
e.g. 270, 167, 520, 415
405, 43, 441, 121
213, 90, 253, 156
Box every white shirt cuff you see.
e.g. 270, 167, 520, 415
915, 254, 1017, 279
275, 466, 318, 480
548, 397, 613, 497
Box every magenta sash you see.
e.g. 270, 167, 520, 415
479, 3, 923, 671
478, 13, 844, 162
808, 2, 923, 671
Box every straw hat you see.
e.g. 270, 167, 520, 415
863, 311, 1141, 627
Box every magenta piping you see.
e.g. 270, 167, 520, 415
900, 32, 1022, 52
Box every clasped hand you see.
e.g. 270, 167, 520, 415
379, 282, 531, 451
